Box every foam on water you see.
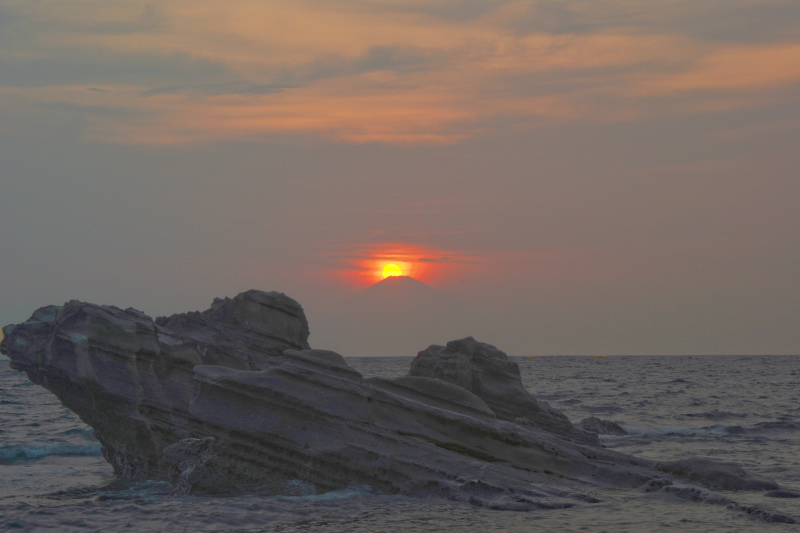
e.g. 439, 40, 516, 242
0, 443, 103, 462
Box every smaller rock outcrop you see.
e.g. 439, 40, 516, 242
577, 417, 627, 436
656, 458, 778, 492
410, 337, 595, 443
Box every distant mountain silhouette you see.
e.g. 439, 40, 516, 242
357, 276, 439, 306
311, 275, 471, 357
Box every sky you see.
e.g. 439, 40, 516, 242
1, 0, 799, 356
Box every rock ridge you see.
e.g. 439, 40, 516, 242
0, 290, 788, 518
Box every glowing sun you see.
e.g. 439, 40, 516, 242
382, 263, 403, 278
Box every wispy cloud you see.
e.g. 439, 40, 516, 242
3, 1, 800, 144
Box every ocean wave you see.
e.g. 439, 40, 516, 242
625, 425, 729, 436
275, 484, 380, 502
0, 442, 103, 462
93, 480, 174, 503
620, 421, 800, 437
584, 405, 626, 414
747, 421, 800, 433
683, 410, 747, 420
63, 428, 96, 438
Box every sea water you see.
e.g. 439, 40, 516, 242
1, 355, 798, 532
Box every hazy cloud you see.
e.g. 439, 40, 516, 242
140, 82, 289, 97
3, 1, 800, 144
0, 54, 234, 89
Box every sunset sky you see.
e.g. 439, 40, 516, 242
1, 0, 798, 356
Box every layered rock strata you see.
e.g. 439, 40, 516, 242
410, 338, 596, 444
0, 291, 787, 515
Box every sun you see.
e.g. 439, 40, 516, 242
382, 263, 403, 278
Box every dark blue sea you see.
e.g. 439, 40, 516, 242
1, 355, 798, 532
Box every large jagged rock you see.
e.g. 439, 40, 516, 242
0, 290, 309, 479
0, 291, 786, 516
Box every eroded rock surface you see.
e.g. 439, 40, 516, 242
1, 290, 310, 481
0, 291, 789, 517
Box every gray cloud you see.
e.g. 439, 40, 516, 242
505, 0, 800, 43
264, 45, 442, 88
0, 53, 236, 89
140, 82, 289, 97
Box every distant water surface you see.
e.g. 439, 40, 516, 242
1, 355, 798, 532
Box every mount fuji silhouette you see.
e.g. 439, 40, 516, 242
357, 275, 439, 305
313, 275, 468, 357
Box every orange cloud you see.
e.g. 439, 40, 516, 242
5, 1, 800, 144
632, 44, 800, 95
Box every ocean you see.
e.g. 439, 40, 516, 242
1, 354, 798, 532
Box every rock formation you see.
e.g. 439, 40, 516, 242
577, 417, 627, 436
0, 290, 790, 518
410, 338, 596, 444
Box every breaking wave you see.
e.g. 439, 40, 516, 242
0, 442, 102, 462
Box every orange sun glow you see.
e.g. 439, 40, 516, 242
336, 242, 474, 287
382, 263, 403, 278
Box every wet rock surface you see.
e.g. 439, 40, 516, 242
0, 291, 791, 519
